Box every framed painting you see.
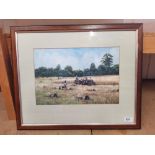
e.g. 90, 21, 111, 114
11, 24, 143, 130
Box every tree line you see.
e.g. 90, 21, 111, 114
35, 53, 119, 77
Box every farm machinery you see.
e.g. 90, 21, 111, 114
74, 77, 96, 86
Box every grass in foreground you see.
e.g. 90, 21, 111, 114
35, 76, 119, 105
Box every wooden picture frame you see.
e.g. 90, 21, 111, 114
11, 24, 143, 129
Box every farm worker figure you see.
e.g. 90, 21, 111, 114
64, 80, 67, 88
76, 75, 78, 81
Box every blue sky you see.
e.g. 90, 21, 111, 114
34, 47, 119, 70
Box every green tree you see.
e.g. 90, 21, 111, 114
90, 63, 97, 75
54, 64, 61, 76
76, 70, 84, 77
48, 68, 54, 76
112, 64, 119, 75
83, 68, 91, 76
55, 64, 61, 71
97, 65, 106, 75
35, 67, 48, 77
101, 53, 113, 67
64, 65, 73, 76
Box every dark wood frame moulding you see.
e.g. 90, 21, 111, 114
11, 23, 143, 130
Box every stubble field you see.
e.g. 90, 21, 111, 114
35, 75, 119, 105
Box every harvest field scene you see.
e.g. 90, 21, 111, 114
34, 47, 119, 105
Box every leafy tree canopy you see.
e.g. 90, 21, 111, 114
101, 53, 113, 67
35, 53, 119, 77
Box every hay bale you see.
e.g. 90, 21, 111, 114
84, 95, 90, 100
53, 93, 58, 98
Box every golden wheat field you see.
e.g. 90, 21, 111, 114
35, 75, 119, 105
